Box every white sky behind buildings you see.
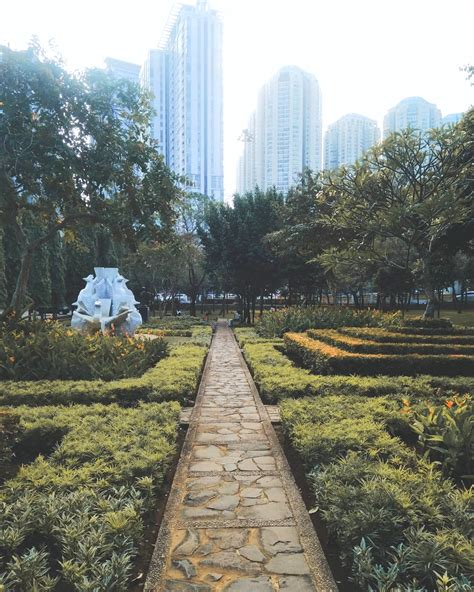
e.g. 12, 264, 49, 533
2, 0, 473, 202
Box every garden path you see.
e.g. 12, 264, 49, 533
145, 321, 337, 592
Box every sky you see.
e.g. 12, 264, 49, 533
2, 0, 473, 202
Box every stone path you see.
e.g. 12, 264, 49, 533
145, 322, 337, 592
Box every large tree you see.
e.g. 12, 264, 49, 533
0, 43, 183, 318
319, 118, 473, 317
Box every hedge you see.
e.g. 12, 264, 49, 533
0, 339, 210, 407
281, 396, 474, 590
0, 402, 179, 591
284, 332, 474, 376
240, 340, 474, 403
340, 326, 474, 345
385, 325, 474, 336
307, 328, 474, 355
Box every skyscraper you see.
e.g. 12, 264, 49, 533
237, 65, 322, 194
142, 0, 224, 201
383, 96, 442, 138
324, 113, 380, 170
105, 58, 140, 84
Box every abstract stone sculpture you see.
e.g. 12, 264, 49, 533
71, 268, 142, 335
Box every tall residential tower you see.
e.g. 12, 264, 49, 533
142, 1, 224, 201
324, 113, 380, 170
383, 96, 442, 138
237, 66, 322, 194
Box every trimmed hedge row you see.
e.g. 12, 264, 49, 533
284, 332, 474, 376
239, 340, 474, 403
340, 326, 474, 344
0, 341, 210, 407
281, 396, 474, 590
307, 328, 474, 355
386, 325, 474, 336
0, 402, 180, 591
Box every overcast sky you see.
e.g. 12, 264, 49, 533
2, 0, 473, 201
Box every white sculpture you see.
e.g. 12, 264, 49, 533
71, 268, 142, 336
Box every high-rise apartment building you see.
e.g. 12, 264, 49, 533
324, 113, 380, 170
105, 58, 140, 84
141, 0, 224, 201
442, 113, 464, 126
237, 65, 322, 194
383, 96, 442, 138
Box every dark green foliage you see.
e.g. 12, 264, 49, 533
0, 402, 180, 590
48, 233, 66, 308
0, 321, 168, 381
341, 327, 474, 344
403, 318, 454, 329
255, 306, 399, 338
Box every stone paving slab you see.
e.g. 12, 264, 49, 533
145, 322, 337, 592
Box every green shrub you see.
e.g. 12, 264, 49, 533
242, 341, 474, 403
0, 320, 168, 381
284, 332, 474, 377
403, 318, 453, 329
406, 397, 473, 482
341, 327, 474, 345
281, 396, 474, 589
255, 306, 400, 338
311, 454, 473, 589
0, 342, 208, 407
386, 325, 474, 336
307, 328, 474, 355
280, 395, 413, 466
142, 315, 208, 329
0, 402, 179, 591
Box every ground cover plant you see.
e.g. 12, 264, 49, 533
280, 395, 474, 590
255, 306, 400, 338
0, 402, 179, 591
0, 326, 212, 407
142, 315, 209, 330
284, 332, 474, 376
0, 320, 168, 381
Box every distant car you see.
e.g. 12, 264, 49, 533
456, 291, 474, 302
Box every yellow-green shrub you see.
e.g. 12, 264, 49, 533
284, 332, 474, 376
242, 341, 474, 403
0, 402, 179, 590
307, 328, 474, 355
341, 326, 474, 345
0, 343, 208, 407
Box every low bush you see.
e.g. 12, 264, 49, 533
0, 321, 168, 381
0, 402, 179, 591
241, 341, 474, 403
255, 306, 400, 338
405, 397, 473, 482
284, 332, 474, 376
341, 327, 474, 345
403, 318, 453, 329
0, 342, 208, 407
386, 325, 474, 336
281, 397, 474, 589
142, 315, 208, 329
307, 329, 474, 355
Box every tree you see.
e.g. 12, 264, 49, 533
200, 189, 284, 322
0, 228, 7, 309
0, 43, 183, 318
319, 121, 473, 317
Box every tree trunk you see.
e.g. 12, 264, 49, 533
422, 287, 439, 319
8, 246, 35, 319
189, 294, 197, 317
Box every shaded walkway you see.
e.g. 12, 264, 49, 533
145, 321, 337, 591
